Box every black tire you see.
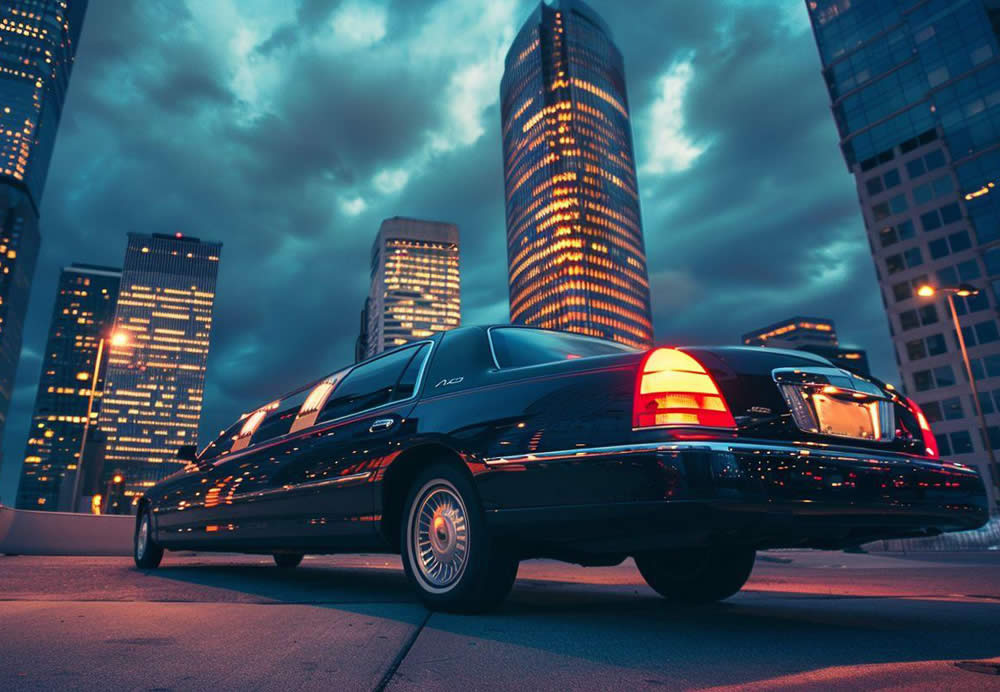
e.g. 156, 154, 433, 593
634, 545, 755, 604
400, 463, 519, 613
273, 553, 304, 568
133, 507, 163, 569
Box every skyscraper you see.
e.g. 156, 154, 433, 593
500, 0, 653, 349
742, 316, 871, 377
0, 0, 88, 462
97, 233, 221, 505
15, 263, 119, 511
807, 0, 1000, 505
363, 217, 460, 358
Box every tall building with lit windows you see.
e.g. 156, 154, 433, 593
97, 233, 221, 504
500, 0, 653, 349
0, 0, 88, 465
364, 217, 460, 358
807, 0, 1000, 507
15, 263, 119, 511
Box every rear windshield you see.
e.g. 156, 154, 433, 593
490, 327, 636, 368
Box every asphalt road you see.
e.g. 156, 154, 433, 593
2, 550, 1000, 691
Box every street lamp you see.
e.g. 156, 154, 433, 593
69, 330, 129, 511
916, 284, 1000, 496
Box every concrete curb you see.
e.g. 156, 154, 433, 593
0, 504, 133, 556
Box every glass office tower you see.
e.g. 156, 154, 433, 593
0, 0, 88, 463
97, 233, 221, 506
500, 0, 653, 349
807, 0, 1000, 507
16, 263, 120, 511
363, 217, 460, 358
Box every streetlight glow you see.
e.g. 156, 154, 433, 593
916, 282, 998, 486
110, 331, 129, 347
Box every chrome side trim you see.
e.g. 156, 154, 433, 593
483, 441, 978, 471
228, 471, 374, 502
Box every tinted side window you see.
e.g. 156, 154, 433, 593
393, 344, 430, 401
199, 419, 243, 461
490, 328, 636, 368
253, 388, 310, 444
318, 346, 420, 422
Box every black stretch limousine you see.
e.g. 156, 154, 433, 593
134, 325, 989, 612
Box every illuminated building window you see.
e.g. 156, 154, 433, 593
359, 218, 461, 359
500, 0, 652, 348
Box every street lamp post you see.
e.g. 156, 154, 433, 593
917, 284, 1000, 499
69, 330, 127, 512
68, 336, 105, 512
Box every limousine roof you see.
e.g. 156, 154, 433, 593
239, 326, 841, 420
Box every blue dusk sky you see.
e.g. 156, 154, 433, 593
0, 0, 889, 501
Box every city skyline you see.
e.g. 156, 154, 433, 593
0, 1, 897, 504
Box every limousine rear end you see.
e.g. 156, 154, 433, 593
134, 325, 990, 612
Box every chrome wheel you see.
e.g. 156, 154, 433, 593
409, 480, 469, 593
136, 515, 149, 560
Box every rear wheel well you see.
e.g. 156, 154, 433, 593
380, 444, 469, 551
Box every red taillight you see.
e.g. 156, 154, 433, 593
633, 348, 736, 429
905, 396, 939, 457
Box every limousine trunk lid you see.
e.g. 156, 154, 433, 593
679, 346, 927, 456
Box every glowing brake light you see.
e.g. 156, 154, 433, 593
633, 348, 736, 429
905, 396, 939, 457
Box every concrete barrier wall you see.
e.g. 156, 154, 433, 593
863, 518, 1000, 552
0, 504, 133, 556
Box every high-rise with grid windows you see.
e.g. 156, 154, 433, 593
500, 0, 652, 349
15, 263, 119, 511
807, 0, 1000, 509
363, 217, 460, 358
97, 233, 221, 506
0, 0, 88, 467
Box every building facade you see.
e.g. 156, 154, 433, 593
742, 316, 871, 376
97, 233, 221, 505
807, 0, 1000, 506
355, 297, 370, 363
363, 217, 460, 358
500, 0, 653, 349
15, 263, 119, 511
0, 0, 88, 463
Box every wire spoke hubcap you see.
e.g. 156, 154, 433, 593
412, 485, 468, 589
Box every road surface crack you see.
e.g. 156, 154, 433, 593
373, 609, 431, 692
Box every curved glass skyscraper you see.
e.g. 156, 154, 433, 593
500, 0, 653, 349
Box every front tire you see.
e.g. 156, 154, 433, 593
635, 545, 755, 604
273, 553, 304, 568
401, 464, 518, 613
133, 507, 163, 569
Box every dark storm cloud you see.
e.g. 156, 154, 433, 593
0, 0, 893, 499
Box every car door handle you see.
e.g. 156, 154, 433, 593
369, 418, 395, 433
